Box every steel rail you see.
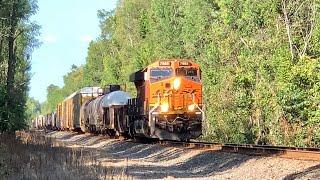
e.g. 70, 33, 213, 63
17, 131, 320, 161
158, 140, 320, 161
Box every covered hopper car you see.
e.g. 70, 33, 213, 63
82, 86, 131, 137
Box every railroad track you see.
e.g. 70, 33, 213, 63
158, 140, 320, 161
17, 130, 320, 161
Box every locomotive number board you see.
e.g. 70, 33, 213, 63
159, 61, 171, 66
179, 61, 191, 66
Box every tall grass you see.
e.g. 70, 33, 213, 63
0, 131, 131, 179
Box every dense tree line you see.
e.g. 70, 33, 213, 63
43, 0, 320, 147
0, 0, 39, 132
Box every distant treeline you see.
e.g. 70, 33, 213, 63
0, 0, 40, 132
41, 0, 320, 147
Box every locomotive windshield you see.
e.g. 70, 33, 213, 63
150, 68, 172, 78
176, 67, 198, 77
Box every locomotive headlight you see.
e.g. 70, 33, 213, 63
160, 103, 169, 112
188, 104, 195, 112
173, 78, 181, 90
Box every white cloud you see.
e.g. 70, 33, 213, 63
80, 35, 93, 43
42, 34, 57, 44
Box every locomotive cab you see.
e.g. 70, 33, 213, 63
128, 59, 203, 141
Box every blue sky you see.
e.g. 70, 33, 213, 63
30, 0, 117, 102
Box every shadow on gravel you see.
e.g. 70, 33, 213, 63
48, 131, 255, 179
17, 131, 259, 179
283, 164, 320, 180
101, 147, 252, 179
54, 132, 78, 140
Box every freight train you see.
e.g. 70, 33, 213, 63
32, 59, 204, 141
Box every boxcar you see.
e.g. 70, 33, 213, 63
58, 87, 103, 131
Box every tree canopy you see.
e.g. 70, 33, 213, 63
0, 0, 39, 132
38, 0, 320, 147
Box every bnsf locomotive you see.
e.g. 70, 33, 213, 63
33, 59, 204, 141
128, 59, 203, 140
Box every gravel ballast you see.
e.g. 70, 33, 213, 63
43, 131, 320, 179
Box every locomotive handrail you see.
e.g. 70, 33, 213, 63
192, 93, 205, 121
149, 94, 160, 136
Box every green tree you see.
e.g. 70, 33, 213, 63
42, 0, 320, 147
25, 97, 40, 124
83, 41, 105, 86
0, 0, 39, 132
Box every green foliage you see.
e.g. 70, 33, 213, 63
83, 42, 105, 86
25, 97, 41, 125
280, 58, 319, 122
40, 85, 63, 114
0, 0, 39, 132
42, 0, 320, 147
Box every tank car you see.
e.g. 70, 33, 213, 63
85, 95, 104, 132
128, 59, 203, 141
101, 90, 131, 136
83, 85, 119, 132
82, 85, 131, 136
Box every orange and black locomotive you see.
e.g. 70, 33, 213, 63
128, 59, 203, 141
